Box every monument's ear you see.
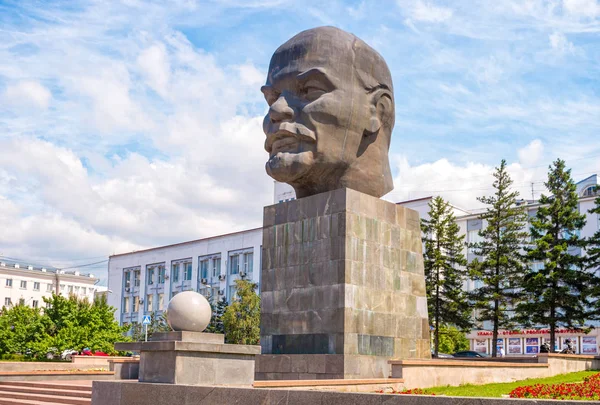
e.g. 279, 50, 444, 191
365, 88, 394, 136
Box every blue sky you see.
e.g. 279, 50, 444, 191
0, 0, 599, 281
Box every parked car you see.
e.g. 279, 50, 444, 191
81, 348, 108, 356
453, 350, 489, 358
432, 352, 454, 358
60, 349, 78, 361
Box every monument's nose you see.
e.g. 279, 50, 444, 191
268, 95, 294, 123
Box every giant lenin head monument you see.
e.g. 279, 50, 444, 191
257, 26, 430, 381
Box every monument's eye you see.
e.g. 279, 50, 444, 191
301, 82, 327, 101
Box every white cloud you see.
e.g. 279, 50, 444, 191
388, 153, 549, 211
563, 0, 600, 19
549, 32, 577, 54
3, 81, 52, 110
518, 139, 544, 166
409, 0, 453, 22
137, 43, 171, 97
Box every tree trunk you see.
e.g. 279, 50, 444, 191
435, 271, 440, 356
492, 299, 499, 357
550, 317, 556, 353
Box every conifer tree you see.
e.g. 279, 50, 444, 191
422, 196, 471, 356
207, 297, 228, 334
516, 159, 588, 351
469, 160, 529, 357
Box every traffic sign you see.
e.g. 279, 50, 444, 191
142, 315, 151, 325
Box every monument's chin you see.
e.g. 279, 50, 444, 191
265, 151, 311, 182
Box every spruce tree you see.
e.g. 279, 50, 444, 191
207, 297, 228, 334
422, 196, 471, 356
469, 160, 529, 357
516, 159, 588, 351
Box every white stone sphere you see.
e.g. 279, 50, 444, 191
166, 291, 212, 332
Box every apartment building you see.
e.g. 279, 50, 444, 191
0, 261, 98, 309
106, 228, 262, 326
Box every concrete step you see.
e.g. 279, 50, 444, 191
0, 382, 91, 392
0, 385, 91, 398
0, 390, 90, 405
0, 398, 75, 405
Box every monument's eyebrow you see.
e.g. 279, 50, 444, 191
296, 68, 337, 88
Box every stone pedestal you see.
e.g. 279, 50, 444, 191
115, 332, 260, 386
256, 188, 430, 380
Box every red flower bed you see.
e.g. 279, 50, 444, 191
509, 372, 600, 400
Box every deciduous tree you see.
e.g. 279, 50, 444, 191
223, 280, 260, 345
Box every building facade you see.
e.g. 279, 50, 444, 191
0, 261, 98, 309
107, 228, 262, 326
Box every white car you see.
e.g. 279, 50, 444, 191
60, 349, 78, 361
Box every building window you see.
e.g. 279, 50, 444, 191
134, 270, 141, 287
33, 282, 40, 291
60, 284, 65, 292
468, 230, 484, 254
45, 301, 51, 309
32, 300, 38, 309
229, 254, 239, 275
5, 279, 12, 288
212, 258, 221, 278
184, 262, 192, 281
228, 285, 238, 301
20, 280, 27, 289
133, 296, 139, 312
172, 263, 180, 283
82, 287, 86, 295
243, 252, 253, 275
46, 283, 53, 292
4, 297, 11, 306
158, 294, 164, 311
124, 271, 131, 288
147, 268, 154, 285
158, 265, 166, 284
75, 286, 80, 294
532, 262, 545, 272
19, 298, 24, 306
123, 297, 130, 313
68, 285, 73, 294
200, 259, 209, 279
147, 294, 153, 312
583, 185, 598, 197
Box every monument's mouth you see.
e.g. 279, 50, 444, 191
270, 136, 300, 156
265, 124, 316, 154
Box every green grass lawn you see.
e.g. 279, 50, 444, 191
418, 370, 599, 397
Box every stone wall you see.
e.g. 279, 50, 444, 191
391, 354, 600, 389
92, 380, 597, 405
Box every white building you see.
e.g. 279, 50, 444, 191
274, 181, 295, 203
107, 228, 262, 327
0, 261, 98, 309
